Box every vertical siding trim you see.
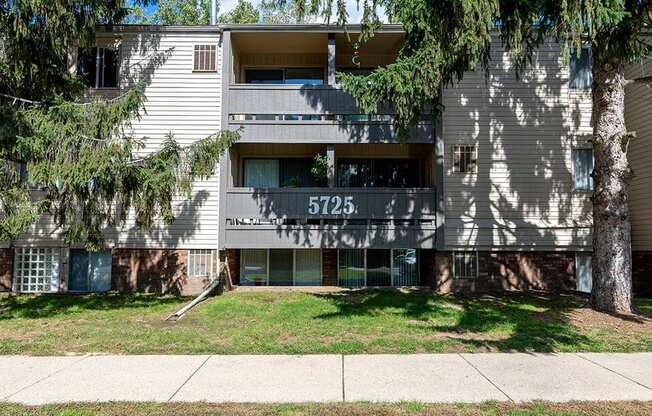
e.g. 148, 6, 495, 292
218, 30, 232, 250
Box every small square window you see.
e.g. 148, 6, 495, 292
193, 45, 217, 72
453, 251, 478, 279
453, 145, 477, 174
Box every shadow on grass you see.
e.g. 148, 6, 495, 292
312, 289, 596, 352
0, 293, 186, 320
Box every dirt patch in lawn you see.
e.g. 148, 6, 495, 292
566, 307, 652, 335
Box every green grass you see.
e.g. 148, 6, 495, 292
1, 402, 651, 416
0, 290, 650, 355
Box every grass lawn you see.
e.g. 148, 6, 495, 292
1, 402, 651, 416
0, 290, 650, 355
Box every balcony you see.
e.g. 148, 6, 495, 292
227, 85, 435, 144
222, 187, 437, 249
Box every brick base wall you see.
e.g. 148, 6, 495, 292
219, 249, 240, 286
427, 251, 575, 293
322, 249, 337, 285
0, 248, 13, 292
633, 251, 652, 296
112, 249, 195, 295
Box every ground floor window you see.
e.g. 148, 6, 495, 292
453, 251, 478, 279
337, 248, 419, 287
240, 249, 322, 286
187, 249, 214, 278
13, 247, 61, 293
69, 249, 112, 292
576, 253, 592, 293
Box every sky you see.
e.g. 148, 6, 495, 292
140, 0, 387, 23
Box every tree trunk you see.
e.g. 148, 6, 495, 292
590, 60, 633, 314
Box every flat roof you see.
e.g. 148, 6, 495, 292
97, 23, 404, 34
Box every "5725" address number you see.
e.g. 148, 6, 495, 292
308, 196, 355, 215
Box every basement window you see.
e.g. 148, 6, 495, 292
453, 251, 478, 279
13, 247, 60, 293
193, 45, 217, 72
188, 249, 214, 277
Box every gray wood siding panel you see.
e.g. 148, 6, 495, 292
224, 225, 436, 249
229, 121, 435, 143
625, 58, 652, 250
224, 188, 436, 220
442, 37, 594, 250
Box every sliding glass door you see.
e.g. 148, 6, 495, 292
240, 249, 268, 286
338, 249, 366, 287
393, 249, 418, 286
366, 249, 391, 286
269, 249, 293, 286
294, 249, 322, 286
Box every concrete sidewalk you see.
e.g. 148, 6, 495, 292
1, 353, 651, 405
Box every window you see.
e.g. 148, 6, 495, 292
240, 249, 322, 286
243, 158, 323, 188
576, 253, 592, 293
77, 47, 119, 88
452, 145, 477, 174
453, 251, 478, 279
572, 148, 594, 191
188, 249, 214, 277
337, 249, 419, 287
243, 159, 280, 187
337, 159, 420, 188
392, 249, 418, 286
284, 68, 324, 85
13, 247, 60, 293
193, 45, 217, 72
244, 68, 324, 85
338, 249, 366, 287
245, 69, 284, 84
69, 250, 111, 292
570, 48, 592, 89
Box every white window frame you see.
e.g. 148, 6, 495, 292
452, 251, 479, 279
452, 144, 478, 174
193, 44, 217, 72
13, 247, 61, 293
187, 249, 214, 278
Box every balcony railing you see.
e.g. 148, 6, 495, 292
222, 187, 437, 249
224, 187, 436, 220
227, 84, 435, 143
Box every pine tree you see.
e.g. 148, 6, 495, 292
289, 0, 651, 314
0, 1, 238, 250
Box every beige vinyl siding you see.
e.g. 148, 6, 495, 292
12, 30, 223, 249
625, 57, 652, 251
442, 38, 593, 250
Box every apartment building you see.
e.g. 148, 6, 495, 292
0, 24, 649, 295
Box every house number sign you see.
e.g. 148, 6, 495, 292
308, 196, 356, 215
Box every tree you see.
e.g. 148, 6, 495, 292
290, 0, 651, 314
128, 0, 212, 25
0, 1, 237, 250
218, 0, 260, 24
258, 0, 315, 24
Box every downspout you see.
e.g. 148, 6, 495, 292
210, 0, 218, 25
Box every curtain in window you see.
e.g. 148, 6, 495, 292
366, 249, 391, 286
244, 159, 280, 188
269, 249, 293, 286
392, 249, 418, 286
338, 249, 365, 287
294, 249, 322, 286
570, 48, 592, 89
240, 249, 268, 286
572, 148, 594, 190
